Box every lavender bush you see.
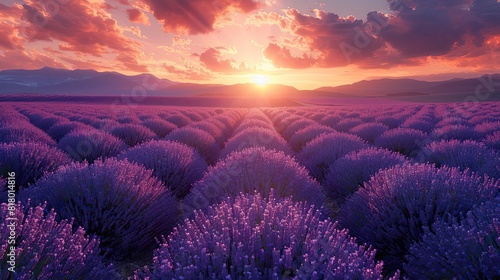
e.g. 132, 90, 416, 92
432, 124, 480, 141
374, 128, 427, 157
141, 119, 178, 138
404, 197, 500, 279
118, 140, 208, 199
184, 148, 325, 214
109, 124, 157, 147
338, 163, 499, 274
58, 129, 127, 163
298, 132, 368, 182
32, 116, 68, 131
220, 127, 292, 159
233, 119, 275, 135
20, 159, 180, 261
138, 193, 384, 279
190, 121, 226, 146
474, 121, 500, 137
0, 124, 56, 146
484, 131, 500, 150
288, 124, 335, 151
323, 148, 407, 204
0, 142, 71, 189
401, 117, 435, 133
163, 114, 192, 127
0, 202, 116, 279
334, 118, 363, 132
375, 116, 403, 129
422, 140, 500, 178
164, 127, 220, 164
349, 122, 389, 143
46, 121, 95, 142
281, 119, 316, 140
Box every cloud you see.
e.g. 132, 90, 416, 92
0, 4, 24, 50
137, 0, 263, 34
0, 49, 66, 70
256, 0, 499, 70
263, 43, 315, 69
163, 64, 212, 80
260, 9, 386, 68
19, 0, 147, 72
127, 8, 150, 25
199, 47, 248, 73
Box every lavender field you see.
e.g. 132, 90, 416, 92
1, 101, 499, 279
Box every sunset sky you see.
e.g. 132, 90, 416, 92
0, 0, 499, 89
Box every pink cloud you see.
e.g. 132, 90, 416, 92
263, 44, 315, 69
164, 64, 212, 80
138, 0, 263, 34
199, 48, 238, 72
198, 47, 250, 73
0, 4, 24, 50
0, 50, 66, 70
127, 8, 150, 25
19, 0, 146, 72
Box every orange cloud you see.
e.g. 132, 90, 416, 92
19, 0, 146, 72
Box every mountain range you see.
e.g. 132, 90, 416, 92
0, 67, 498, 99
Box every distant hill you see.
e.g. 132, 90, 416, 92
0, 68, 498, 99
316, 75, 500, 97
0, 67, 176, 95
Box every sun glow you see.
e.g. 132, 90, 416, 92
253, 74, 269, 86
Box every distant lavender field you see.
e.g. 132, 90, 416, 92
1, 100, 499, 279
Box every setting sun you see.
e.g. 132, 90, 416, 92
253, 74, 269, 86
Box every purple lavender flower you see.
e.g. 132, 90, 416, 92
233, 118, 276, 135
46, 121, 95, 142
298, 131, 368, 182
334, 118, 363, 132
58, 128, 127, 163
375, 116, 403, 129
0, 142, 71, 189
0, 202, 117, 279
422, 139, 500, 178
164, 127, 221, 164
163, 114, 192, 127
432, 124, 480, 141
404, 197, 500, 279
484, 131, 500, 150
118, 140, 208, 199
20, 159, 180, 261
281, 119, 316, 140
189, 120, 226, 146
109, 124, 157, 146
288, 124, 335, 151
184, 148, 325, 215
349, 122, 389, 143
141, 119, 178, 138
139, 193, 384, 279
0, 124, 56, 146
374, 128, 427, 157
324, 148, 407, 204
220, 127, 292, 159
338, 163, 499, 274
401, 117, 435, 133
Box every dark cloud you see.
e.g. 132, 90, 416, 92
258, 0, 499, 69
